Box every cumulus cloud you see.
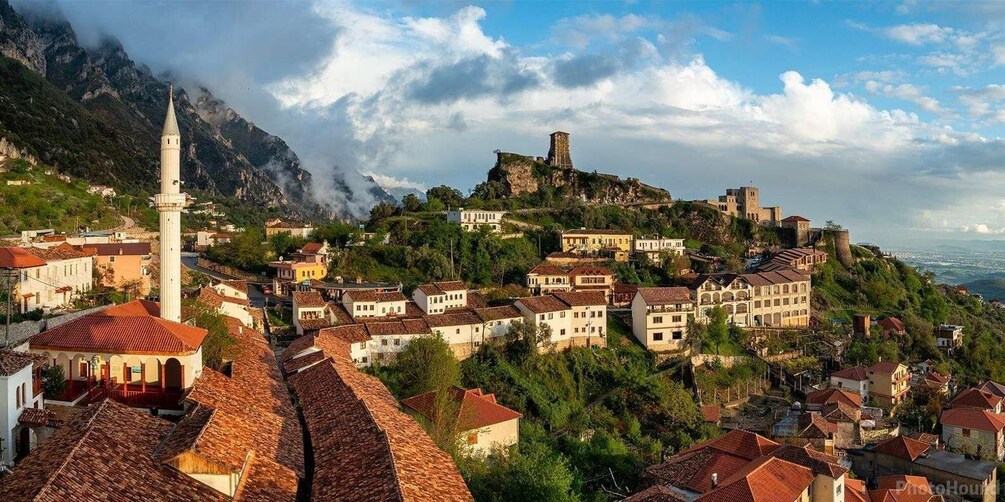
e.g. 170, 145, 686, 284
864, 81, 948, 114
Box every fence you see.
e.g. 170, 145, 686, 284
697, 376, 771, 407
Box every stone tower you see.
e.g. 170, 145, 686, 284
546, 131, 573, 169
155, 85, 185, 322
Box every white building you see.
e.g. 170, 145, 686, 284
0, 349, 53, 466
413, 281, 468, 314
344, 290, 408, 319
0, 245, 93, 313
402, 387, 522, 457
630, 287, 694, 352
446, 209, 507, 232
829, 366, 870, 401
514, 291, 606, 350
292, 291, 329, 336
633, 236, 685, 261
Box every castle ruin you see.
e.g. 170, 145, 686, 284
546, 131, 573, 169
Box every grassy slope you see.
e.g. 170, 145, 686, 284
0, 160, 121, 234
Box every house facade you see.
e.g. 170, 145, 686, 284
630, 287, 694, 352
867, 361, 910, 410
88, 242, 153, 296
446, 209, 507, 232
413, 281, 468, 314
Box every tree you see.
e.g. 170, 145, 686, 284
705, 306, 729, 355
396, 335, 461, 397
402, 193, 423, 213
369, 202, 399, 222
190, 303, 237, 370
460, 441, 578, 502
42, 365, 66, 397
426, 185, 465, 209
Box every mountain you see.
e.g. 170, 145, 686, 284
0, 1, 344, 220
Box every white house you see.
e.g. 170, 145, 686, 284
630, 287, 694, 352
829, 366, 870, 401
0, 349, 54, 466
402, 387, 522, 457
551, 291, 607, 348
0, 245, 93, 313
343, 290, 408, 319
292, 291, 328, 336
412, 281, 468, 314
633, 236, 685, 261
446, 209, 507, 232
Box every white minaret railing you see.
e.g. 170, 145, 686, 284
155, 85, 185, 322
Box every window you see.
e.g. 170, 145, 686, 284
394, 338, 400, 346
381, 339, 388, 346
963, 428, 971, 437
653, 316, 663, 324
672, 315, 682, 323
672, 331, 683, 340
560, 329, 566, 336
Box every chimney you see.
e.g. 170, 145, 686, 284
712, 473, 718, 488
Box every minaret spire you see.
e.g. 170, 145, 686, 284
155, 83, 184, 322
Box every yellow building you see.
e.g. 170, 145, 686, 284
692, 269, 811, 328
560, 229, 632, 261
867, 361, 910, 410
269, 259, 327, 284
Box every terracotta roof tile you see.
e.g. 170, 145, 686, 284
868, 361, 905, 374
425, 311, 483, 328
806, 388, 863, 408
0, 349, 39, 375
949, 388, 1002, 410
475, 305, 523, 322
402, 386, 523, 430
552, 290, 606, 307
637, 287, 693, 305
291, 356, 473, 501
695, 456, 815, 502
624, 485, 688, 502
0, 247, 46, 268
941, 408, 1005, 432
87, 242, 152, 256
831, 366, 869, 381
873, 435, 931, 461
0, 400, 227, 501
516, 295, 569, 314
27, 243, 92, 261
18, 407, 62, 428
528, 263, 567, 276
292, 291, 326, 308
30, 300, 208, 355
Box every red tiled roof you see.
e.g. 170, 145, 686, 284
781, 216, 810, 222
30, 300, 208, 355
0, 247, 45, 268
345, 290, 407, 303
636, 287, 692, 305
695, 456, 815, 502
624, 485, 687, 502
949, 388, 1002, 410
872, 475, 933, 502
868, 361, 905, 374
845, 478, 868, 502
562, 228, 631, 236
0, 349, 40, 375
402, 386, 523, 430
528, 263, 567, 276
552, 290, 606, 307
924, 371, 949, 384
300, 242, 324, 254
647, 430, 782, 494
516, 295, 569, 314
941, 408, 1005, 432
0, 400, 227, 501
87, 242, 151, 256
291, 357, 473, 501
770, 444, 847, 479
568, 264, 614, 277
416, 280, 468, 296
873, 435, 930, 461
425, 311, 483, 328
475, 305, 522, 322
18, 408, 62, 428
27, 243, 92, 261
831, 366, 869, 381
878, 317, 905, 333
293, 291, 326, 308
806, 388, 863, 408
977, 380, 1005, 398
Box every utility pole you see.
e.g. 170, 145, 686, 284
4, 267, 13, 348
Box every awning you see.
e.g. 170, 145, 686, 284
19, 408, 62, 428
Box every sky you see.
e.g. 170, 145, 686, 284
25, 0, 1005, 246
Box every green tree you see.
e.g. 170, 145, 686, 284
402, 193, 423, 212
190, 303, 237, 370
397, 335, 461, 397
460, 441, 578, 502
705, 306, 729, 355
42, 365, 66, 397
426, 185, 465, 209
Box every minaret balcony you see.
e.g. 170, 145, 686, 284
154, 193, 187, 211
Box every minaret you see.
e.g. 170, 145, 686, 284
156, 85, 184, 322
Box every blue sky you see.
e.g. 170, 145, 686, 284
29, 0, 1005, 245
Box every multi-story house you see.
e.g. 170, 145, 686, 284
87, 242, 153, 296
937, 324, 964, 353
949, 388, 1004, 413
630, 287, 694, 352
867, 361, 910, 410
567, 265, 614, 302
412, 281, 468, 314
941, 408, 1005, 460
343, 290, 408, 319
292, 291, 329, 336
0, 245, 94, 313
269, 256, 327, 293
560, 229, 633, 261
632, 236, 685, 262
829, 366, 870, 401
526, 263, 572, 295
514, 292, 606, 350
446, 209, 507, 232
691, 269, 811, 328
264, 219, 314, 238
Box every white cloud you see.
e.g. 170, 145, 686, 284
864, 81, 947, 114
883, 23, 954, 45
362, 172, 427, 192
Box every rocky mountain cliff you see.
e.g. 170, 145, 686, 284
486, 151, 671, 205
0, 1, 335, 219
